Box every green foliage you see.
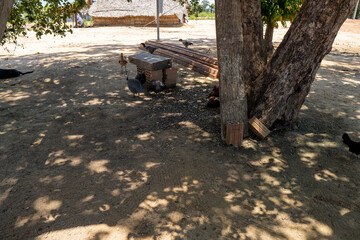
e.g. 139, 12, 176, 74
1, 0, 87, 46
189, 12, 214, 20
261, 0, 303, 28
198, 11, 209, 18
188, 0, 214, 19
209, 4, 215, 13
188, 0, 202, 17
201, 0, 210, 12
83, 17, 94, 28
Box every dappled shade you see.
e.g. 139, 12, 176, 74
1, 21, 360, 239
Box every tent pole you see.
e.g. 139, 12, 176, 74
353, 0, 359, 19
156, 0, 160, 40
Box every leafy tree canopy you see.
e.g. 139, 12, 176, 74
209, 4, 215, 13
188, 0, 202, 17
201, 0, 210, 12
1, 0, 87, 46
261, 0, 303, 27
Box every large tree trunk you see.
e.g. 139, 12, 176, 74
242, 0, 266, 111
215, 0, 248, 139
0, 0, 15, 41
250, 0, 358, 129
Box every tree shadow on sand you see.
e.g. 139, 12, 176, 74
0, 41, 359, 239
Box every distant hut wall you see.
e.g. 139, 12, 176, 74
93, 15, 182, 26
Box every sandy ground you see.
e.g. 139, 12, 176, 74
0, 20, 360, 240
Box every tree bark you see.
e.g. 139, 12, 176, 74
0, 0, 15, 41
264, 21, 275, 60
215, 0, 248, 140
250, 0, 359, 128
242, 0, 266, 111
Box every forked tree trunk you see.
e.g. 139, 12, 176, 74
242, 0, 266, 111
0, 0, 15, 41
215, 0, 248, 139
250, 0, 358, 128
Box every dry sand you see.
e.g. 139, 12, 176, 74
0, 20, 359, 240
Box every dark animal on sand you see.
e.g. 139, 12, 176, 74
208, 86, 219, 98
125, 74, 144, 97
207, 96, 220, 108
342, 133, 360, 158
206, 86, 220, 108
141, 43, 157, 54
149, 80, 165, 93
136, 72, 146, 85
179, 39, 193, 48
0, 69, 33, 79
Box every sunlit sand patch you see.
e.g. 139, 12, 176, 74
99, 204, 110, 212
260, 172, 282, 186
299, 152, 318, 168
136, 132, 154, 141
16, 196, 63, 228
0, 177, 18, 187
81, 194, 95, 203
35, 224, 130, 240
0, 187, 13, 206
167, 211, 185, 223
239, 214, 333, 240
111, 189, 121, 196
45, 156, 79, 166
115, 170, 148, 191
83, 98, 104, 106
224, 190, 245, 203
1, 90, 30, 103
160, 112, 182, 118
314, 169, 350, 182
140, 196, 169, 211
340, 208, 351, 216
65, 134, 84, 140
41, 90, 51, 95
34, 196, 62, 214
144, 162, 161, 170
38, 175, 64, 184
87, 159, 111, 174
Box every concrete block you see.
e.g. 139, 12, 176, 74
129, 52, 172, 71
163, 67, 178, 88
145, 70, 163, 89
137, 67, 145, 75
248, 117, 270, 139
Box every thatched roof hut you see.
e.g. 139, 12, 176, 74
88, 0, 188, 26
